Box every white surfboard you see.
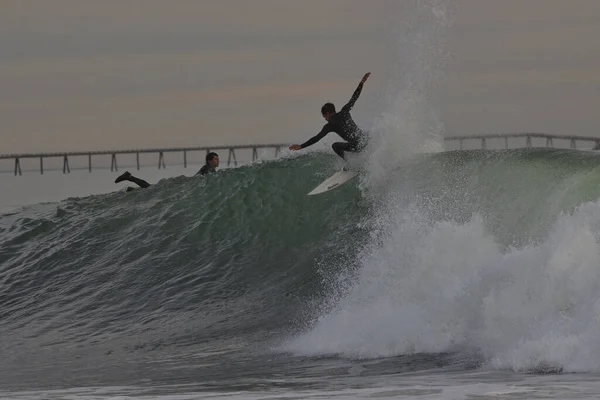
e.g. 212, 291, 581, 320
307, 170, 359, 196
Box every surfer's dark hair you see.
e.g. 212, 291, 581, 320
321, 103, 336, 115
206, 152, 218, 163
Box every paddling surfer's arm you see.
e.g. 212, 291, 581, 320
289, 124, 332, 150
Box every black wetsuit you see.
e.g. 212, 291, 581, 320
300, 82, 368, 159
115, 171, 151, 190
116, 164, 216, 193
196, 163, 216, 176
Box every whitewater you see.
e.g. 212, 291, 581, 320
4, 1, 600, 399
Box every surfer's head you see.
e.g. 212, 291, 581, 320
206, 152, 219, 168
321, 103, 336, 121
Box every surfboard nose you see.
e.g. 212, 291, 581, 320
307, 170, 359, 196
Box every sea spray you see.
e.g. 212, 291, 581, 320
364, 0, 451, 188
286, 151, 600, 373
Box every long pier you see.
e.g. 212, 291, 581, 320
445, 132, 600, 150
4, 133, 600, 176
1, 144, 287, 176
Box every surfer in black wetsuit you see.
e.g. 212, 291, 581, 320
114, 152, 219, 191
195, 152, 219, 176
289, 72, 371, 164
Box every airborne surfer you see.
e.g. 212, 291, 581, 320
289, 72, 371, 167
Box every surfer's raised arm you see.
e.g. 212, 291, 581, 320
341, 72, 370, 113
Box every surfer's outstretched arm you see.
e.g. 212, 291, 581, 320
341, 72, 371, 113
289, 124, 331, 151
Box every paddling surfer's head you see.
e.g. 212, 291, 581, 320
206, 152, 220, 168
321, 103, 336, 121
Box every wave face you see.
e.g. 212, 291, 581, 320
3, 148, 600, 385
0, 155, 367, 352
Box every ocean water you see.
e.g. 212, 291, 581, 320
4, 148, 600, 400
5, 1, 600, 398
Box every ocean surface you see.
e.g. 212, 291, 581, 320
3, 148, 600, 399
4, 1, 600, 398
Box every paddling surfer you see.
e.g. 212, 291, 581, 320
114, 152, 219, 191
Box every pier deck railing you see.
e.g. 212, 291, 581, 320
1, 144, 288, 176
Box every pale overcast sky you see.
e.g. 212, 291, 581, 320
1, 0, 599, 153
